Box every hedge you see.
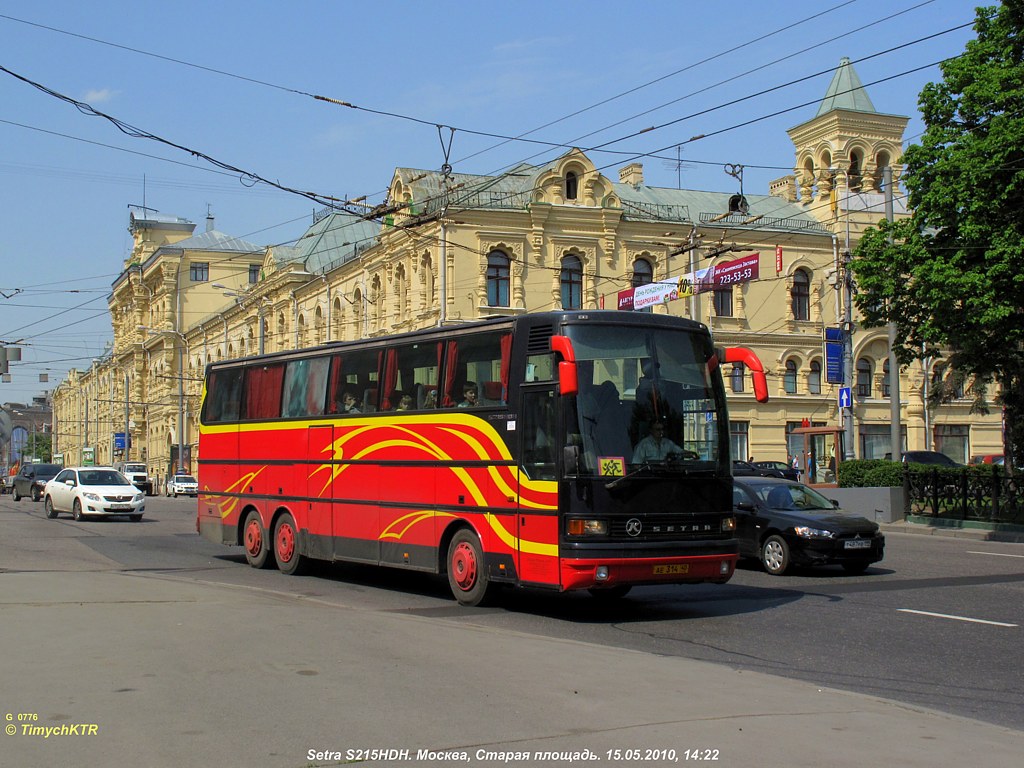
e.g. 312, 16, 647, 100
837, 459, 1003, 488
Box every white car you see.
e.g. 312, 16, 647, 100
166, 474, 199, 497
43, 467, 145, 522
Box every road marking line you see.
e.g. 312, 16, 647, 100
898, 609, 1017, 627
967, 551, 1024, 558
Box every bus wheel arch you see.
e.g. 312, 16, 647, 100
240, 506, 272, 569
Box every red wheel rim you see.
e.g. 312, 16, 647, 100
244, 518, 262, 557
276, 521, 295, 563
450, 541, 477, 591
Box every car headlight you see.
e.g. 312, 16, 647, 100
133, 494, 144, 503
793, 526, 836, 539
83, 492, 103, 502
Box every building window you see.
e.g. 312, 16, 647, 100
791, 268, 810, 321
882, 359, 891, 398
784, 360, 798, 394
808, 360, 821, 395
565, 171, 578, 201
189, 262, 209, 282
730, 362, 745, 393
713, 286, 733, 317
486, 250, 510, 307
632, 258, 653, 313
934, 424, 969, 464
729, 421, 749, 464
560, 255, 582, 309
856, 358, 872, 398
249, 264, 261, 284
859, 424, 905, 460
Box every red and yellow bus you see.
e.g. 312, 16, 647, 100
197, 310, 767, 605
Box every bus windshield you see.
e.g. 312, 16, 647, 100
566, 323, 725, 475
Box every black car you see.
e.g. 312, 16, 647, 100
753, 460, 801, 481
732, 477, 884, 575
901, 450, 961, 467
732, 460, 776, 477
12, 463, 62, 502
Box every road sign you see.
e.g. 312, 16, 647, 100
824, 327, 844, 384
839, 387, 852, 409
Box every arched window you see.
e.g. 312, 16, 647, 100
808, 360, 822, 395
560, 255, 583, 309
856, 358, 872, 398
565, 171, 578, 201
486, 251, 510, 307
791, 269, 810, 321
784, 360, 798, 394
731, 363, 745, 393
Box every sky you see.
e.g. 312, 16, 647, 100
0, 0, 980, 406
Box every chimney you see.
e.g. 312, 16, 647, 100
618, 163, 644, 187
769, 175, 797, 203
206, 207, 215, 232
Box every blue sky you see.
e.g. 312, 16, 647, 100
0, 0, 978, 405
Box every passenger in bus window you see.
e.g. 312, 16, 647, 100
341, 391, 360, 414
458, 384, 478, 408
422, 389, 437, 409
395, 393, 413, 411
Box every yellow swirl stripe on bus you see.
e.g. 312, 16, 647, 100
377, 508, 557, 558
380, 510, 455, 540
216, 468, 267, 520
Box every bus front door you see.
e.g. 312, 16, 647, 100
517, 387, 560, 586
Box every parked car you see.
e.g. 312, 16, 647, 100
753, 460, 801, 481
732, 460, 775, 477
971, 454, 1004, 465
166, 474, 198, 497
732, 477, 885, 576
12, 462, 62, 502
901, 450, 961, 467
43, 467, 145, 522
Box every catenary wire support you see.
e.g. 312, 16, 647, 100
437, 125, 455, 179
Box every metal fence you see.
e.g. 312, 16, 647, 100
905, 467, 1024, 525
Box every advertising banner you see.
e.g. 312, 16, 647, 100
616, 253, 760, 310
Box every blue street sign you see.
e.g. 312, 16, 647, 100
838, 387, 852, 409
824, 327, 844, 384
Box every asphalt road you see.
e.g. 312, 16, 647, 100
2, 491, 1023, 743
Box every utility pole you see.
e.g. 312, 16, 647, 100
884, 166, 902, 458
842, 248, 856, 460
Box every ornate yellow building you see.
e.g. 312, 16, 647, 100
52, 59, 1002, 486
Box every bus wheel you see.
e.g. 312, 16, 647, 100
243, 510, 271, 569
273, 513, 305, 576
588, 585, 632, 600
447, 529, 491, 606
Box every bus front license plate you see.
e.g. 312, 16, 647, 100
654, 564, 689, 575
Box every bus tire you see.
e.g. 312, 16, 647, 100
273, 512, 305, 576
243, 510, 271, 569
447, 529, 491, 606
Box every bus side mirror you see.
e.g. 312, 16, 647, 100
558, 361, 578, 397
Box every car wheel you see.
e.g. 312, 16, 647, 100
44, 496, 58, 519
73, 499, 85, 522
588, 585, 632, 600
31, 487, 41, 502
761, 534, 790, 576
447, 529, 492, 606
13, 489, 21, 501
243, 510, 272, 569
273, 512, 305, 575
842, 560, 871, 575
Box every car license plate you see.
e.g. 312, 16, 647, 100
110, 504, 131, 511
653, 564, 689, 575
844, 539, 871, 550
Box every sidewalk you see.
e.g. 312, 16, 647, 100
2, 567, 1023, 768
881, 517, 1024, 543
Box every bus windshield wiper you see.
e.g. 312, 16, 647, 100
605, 461, 654, 490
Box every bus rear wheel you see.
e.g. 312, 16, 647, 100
243, 510, 271, 569
273, 512, 305, 575
447, 529, 491, 606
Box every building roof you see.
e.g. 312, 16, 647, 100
158, 228, 264, 254
292, 210, 379, 274
816, 57, 877, 116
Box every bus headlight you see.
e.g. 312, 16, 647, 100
567, 519, 608, 536
721, 516, 736, 532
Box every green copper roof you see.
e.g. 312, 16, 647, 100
816, 57, 876, 116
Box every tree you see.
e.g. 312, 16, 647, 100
851, 2, 1024, 468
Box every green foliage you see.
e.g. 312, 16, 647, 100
838, 459, 902, 488
850, 2, 1024, 468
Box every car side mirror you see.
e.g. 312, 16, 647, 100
831, 499, 839, 508
65, 479, 75, 487
736, 501, 756, 512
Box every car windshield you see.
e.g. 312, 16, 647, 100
175, 476, 196, 483
754, 482, 834, 510
79, 470, 131, 486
